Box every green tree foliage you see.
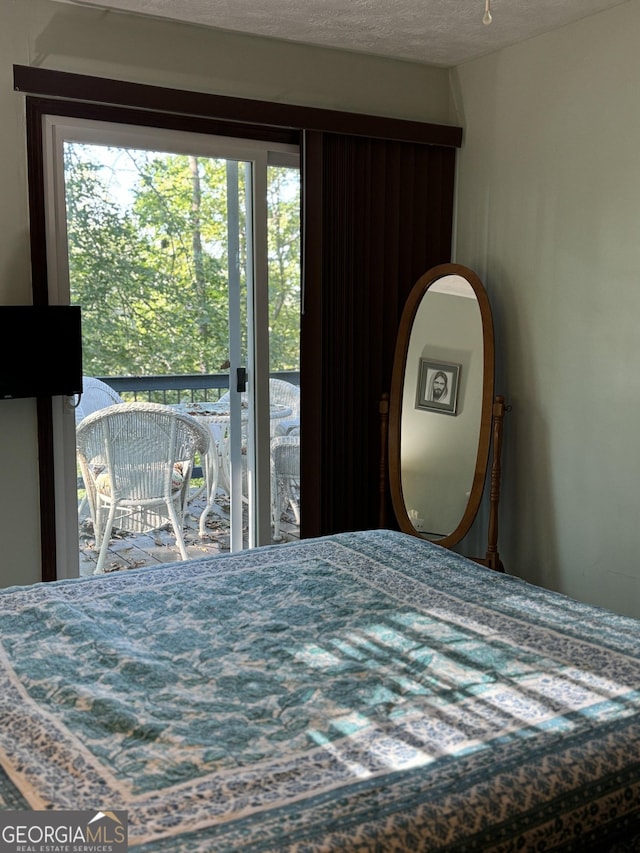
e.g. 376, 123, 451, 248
268, 166, 301, 371
64, 144, 300, 380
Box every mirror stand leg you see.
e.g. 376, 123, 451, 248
485, 395, 506, 572
379, 393, 389, 528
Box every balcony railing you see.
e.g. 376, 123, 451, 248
97, 370, 300, 404
79, 371, 300, 483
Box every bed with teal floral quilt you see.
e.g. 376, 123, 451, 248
0, 530, 639, 850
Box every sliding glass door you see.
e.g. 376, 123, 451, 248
42, 117, 299, 577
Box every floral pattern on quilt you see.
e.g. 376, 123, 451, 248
0, 530, 639, 850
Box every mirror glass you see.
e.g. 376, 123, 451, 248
388, 264, 494, 548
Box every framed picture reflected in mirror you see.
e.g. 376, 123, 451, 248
416, 358, 461, 415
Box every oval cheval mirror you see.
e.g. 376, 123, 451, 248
380, 263, 506, 571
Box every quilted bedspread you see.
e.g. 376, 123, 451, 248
0, 530, 639, 851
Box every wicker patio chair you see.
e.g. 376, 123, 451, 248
76, 402, 210, 574
270, 433, 300, 541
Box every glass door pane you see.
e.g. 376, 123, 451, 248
42, 118, 299, 576
63, 142, 254, 564
267, 164, 301, 542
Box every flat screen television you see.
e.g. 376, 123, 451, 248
0, 305, 83, 400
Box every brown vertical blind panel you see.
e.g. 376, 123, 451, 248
302, 132, 456, 536
299, 132, 324, 539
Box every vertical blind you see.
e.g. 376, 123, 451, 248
302, 131, 457, 536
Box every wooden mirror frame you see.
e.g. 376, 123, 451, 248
385, 263, 497, 554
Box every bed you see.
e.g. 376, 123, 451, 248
1, 529, 639, 851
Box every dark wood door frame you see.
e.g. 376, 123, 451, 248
15, 65, 462, 581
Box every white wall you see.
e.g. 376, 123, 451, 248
453, 0, 640, 617
0, 0, 451, 588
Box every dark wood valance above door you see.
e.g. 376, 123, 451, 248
13, 65, 463, 149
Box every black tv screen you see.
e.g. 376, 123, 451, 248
0, 305, 83, 400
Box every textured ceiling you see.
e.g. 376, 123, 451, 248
54, 0, 628, 66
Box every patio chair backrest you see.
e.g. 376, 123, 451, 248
219, 378, 300, 415
76, 402, 210, 503
268, 379, 300, 419
75, 377, 123, 424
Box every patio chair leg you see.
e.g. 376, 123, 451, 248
198, 443, 225, 537
167, 499, 190, 561
94, 503, 119, 574
272, 484, 283, 541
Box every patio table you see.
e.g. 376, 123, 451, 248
172, 401, 292, 534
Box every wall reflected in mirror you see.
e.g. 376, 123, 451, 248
401, 275, 483, 539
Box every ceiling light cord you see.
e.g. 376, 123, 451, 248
483, 0, 492, 25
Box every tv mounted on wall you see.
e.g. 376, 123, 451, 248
0, 305, 83, 400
